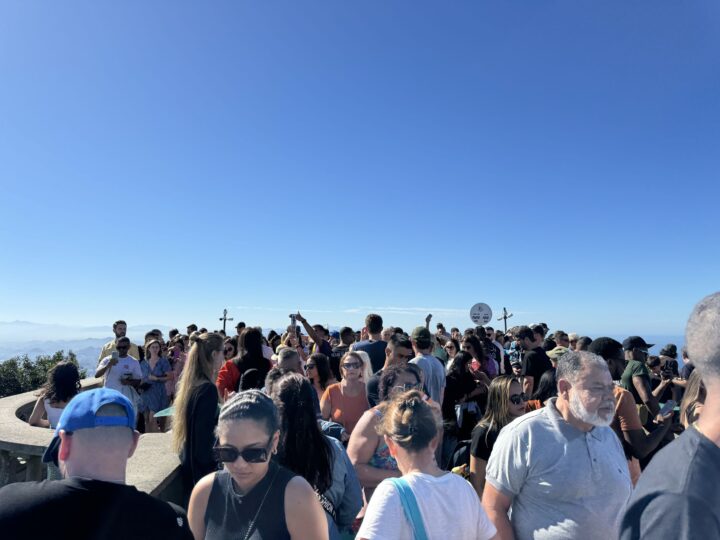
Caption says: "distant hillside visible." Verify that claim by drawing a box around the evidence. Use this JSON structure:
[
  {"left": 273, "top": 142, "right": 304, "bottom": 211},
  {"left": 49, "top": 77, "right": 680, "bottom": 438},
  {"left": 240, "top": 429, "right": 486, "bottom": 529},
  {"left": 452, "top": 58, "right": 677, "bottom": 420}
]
[{"left": 0, "top": 339, "right": 107, "bottom": 373}]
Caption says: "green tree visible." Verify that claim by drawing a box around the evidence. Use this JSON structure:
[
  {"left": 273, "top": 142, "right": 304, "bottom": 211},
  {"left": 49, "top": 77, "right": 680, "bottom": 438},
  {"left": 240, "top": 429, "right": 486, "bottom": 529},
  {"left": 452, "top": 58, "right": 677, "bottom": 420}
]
[{"left": 0, "top": 351, "right": 87, "bottom": 398}]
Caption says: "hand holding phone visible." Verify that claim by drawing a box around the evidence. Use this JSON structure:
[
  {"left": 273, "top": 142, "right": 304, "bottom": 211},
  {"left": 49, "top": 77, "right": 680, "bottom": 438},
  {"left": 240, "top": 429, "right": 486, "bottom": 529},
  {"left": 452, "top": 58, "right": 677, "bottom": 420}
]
[
  {"left": 110, "top": 351, "right": 119, "bottom": 365},
  {"left": 659, "top": 400, "right": 676, "bottom": 418}
]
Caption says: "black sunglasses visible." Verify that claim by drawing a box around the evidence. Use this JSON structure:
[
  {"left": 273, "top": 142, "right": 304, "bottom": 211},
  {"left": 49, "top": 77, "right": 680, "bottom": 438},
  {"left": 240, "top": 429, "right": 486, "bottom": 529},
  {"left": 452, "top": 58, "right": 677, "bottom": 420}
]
[
  {"left": 304, "top": 364, "right": 316, "bottom": 370},
  {"left": 212, "top": 441, "right": 272, "bottom": 464},
  {"left": 223, "top": 348, "right": 233, "bottom": 354},
  {"left": 509, "top": 392, "right": 529, "bottom": 405},
  {"left": 342, "top": 362, "right": 361, "bottom": 370}
]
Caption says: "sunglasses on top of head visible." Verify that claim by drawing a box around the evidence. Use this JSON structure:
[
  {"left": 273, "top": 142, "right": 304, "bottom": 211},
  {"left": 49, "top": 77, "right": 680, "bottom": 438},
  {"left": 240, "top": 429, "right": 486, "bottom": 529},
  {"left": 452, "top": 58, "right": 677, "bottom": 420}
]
[{"left": 212, "top": 441, "right": 272, "bottom": 464}]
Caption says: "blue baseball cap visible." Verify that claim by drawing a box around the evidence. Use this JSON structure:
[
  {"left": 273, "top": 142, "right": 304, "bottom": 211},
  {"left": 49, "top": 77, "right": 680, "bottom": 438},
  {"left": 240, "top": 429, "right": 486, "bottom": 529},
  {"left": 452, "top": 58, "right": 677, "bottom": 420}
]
[{"left": 42, "top": 388, "right": 136, "bottom": 466}]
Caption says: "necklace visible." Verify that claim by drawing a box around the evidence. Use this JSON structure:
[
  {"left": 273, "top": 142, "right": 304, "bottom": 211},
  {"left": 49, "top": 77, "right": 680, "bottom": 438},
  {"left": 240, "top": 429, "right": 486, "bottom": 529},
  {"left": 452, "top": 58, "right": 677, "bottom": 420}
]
[{"left": 241, "top": 466, "right": 280, "bottom": 540}]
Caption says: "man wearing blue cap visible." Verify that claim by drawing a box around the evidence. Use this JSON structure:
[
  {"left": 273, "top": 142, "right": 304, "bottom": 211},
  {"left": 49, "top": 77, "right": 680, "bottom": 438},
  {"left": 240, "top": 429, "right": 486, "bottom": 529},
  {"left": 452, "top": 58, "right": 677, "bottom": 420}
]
[{"left": 0, "top": 388, "right": 192, "bottom": 539}]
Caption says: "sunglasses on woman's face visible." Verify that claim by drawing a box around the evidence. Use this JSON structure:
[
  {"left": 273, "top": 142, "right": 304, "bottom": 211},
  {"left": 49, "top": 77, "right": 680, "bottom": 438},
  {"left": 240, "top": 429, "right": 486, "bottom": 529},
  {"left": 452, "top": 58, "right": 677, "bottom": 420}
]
[
  {"left": 342, "top": 362, "right": 361, "bottom": 370},
  {"left": 509, "top": 392, "right": 529, "bottom": 405},
  {"left": 304, "top": 364, "right": 316, "bottom": 371},
  {"left": 212, "top": 441, "right": 272, "bottom": 464},
  {"left": 223, "top": 348, "right": 233, "bottom": 354},
  {"left": 445, "top": 345, "right": 456, "bottom": 351}
]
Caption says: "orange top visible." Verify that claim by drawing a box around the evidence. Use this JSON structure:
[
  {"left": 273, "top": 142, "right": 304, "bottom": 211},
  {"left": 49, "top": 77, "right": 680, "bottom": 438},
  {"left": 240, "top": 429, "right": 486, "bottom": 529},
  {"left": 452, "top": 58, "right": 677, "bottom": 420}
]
[{"left": 321, "top": 382, "right": 369, "bottom": 434}]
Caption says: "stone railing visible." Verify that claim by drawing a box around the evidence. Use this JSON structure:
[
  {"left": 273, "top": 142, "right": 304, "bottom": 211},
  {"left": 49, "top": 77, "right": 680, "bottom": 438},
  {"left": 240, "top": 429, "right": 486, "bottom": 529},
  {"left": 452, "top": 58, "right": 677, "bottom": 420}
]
[{"left": 0, "top": 378, "right": 183, "bottom": 505}]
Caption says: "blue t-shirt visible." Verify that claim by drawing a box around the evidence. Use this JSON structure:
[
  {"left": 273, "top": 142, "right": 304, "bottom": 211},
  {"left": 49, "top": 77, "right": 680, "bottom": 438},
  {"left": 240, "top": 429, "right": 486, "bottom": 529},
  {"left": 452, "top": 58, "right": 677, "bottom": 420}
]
[{"left": 352, "top": 340, "right": 387, "bottom": 373}]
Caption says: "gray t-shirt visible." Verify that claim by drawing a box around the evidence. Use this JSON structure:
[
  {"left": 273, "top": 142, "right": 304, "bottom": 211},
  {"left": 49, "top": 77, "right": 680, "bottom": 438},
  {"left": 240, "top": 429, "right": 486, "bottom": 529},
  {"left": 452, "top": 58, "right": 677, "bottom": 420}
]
[
  {"left": 485, "top": 398, "right": 632, "bottom": 540},
  {"left": 409, "top": 353, "right": 446, "bottom": 404},
  {"left": 620, "top": 425, "right": 720, "bottom": 539}
]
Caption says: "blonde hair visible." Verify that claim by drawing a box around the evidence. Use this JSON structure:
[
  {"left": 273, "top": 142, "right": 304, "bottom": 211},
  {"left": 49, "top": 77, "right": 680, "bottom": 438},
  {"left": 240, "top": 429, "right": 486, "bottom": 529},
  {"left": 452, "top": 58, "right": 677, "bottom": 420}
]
[
  {"left": 477, "top": 376, "right": 521, "bottom": 445},
  {"left": 376, "top": 390, "right": 441, "bottom": 452},
  {"left": 351, "top": 351, "right": 373, "bottom": 382},
  {"left": 172, "top": 332, "right": 224, "bottom": 453},
  {"left": 680, "top": 370, "right": 706, "bottom": 428}
]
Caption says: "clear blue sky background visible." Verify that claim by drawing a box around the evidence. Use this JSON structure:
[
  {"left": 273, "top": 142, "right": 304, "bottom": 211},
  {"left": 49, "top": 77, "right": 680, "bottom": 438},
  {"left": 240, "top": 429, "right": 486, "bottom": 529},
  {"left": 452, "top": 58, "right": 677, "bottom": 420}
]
[{"left": 1, "top": 1, "right": 718, "bottom": 336}]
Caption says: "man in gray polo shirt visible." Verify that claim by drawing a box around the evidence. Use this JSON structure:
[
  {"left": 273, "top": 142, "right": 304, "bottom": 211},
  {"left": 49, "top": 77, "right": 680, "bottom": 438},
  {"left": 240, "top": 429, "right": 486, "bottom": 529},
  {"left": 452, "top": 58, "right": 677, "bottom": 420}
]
[{"left": 483, "top": 351, "right": 632, "bottom": 540}]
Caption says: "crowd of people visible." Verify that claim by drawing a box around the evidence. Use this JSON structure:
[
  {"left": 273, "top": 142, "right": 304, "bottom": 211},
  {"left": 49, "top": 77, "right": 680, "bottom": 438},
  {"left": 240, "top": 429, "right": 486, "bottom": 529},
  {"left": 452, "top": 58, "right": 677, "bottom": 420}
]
[{"left": 1, "top": 294, "right": 719, "bottom": 539}]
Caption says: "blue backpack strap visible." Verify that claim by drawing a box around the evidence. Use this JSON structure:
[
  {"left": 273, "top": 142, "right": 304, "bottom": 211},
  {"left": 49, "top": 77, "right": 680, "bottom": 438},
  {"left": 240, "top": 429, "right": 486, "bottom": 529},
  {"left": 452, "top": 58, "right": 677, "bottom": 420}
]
[{"left": 387, "top": 477, "right": 429, "bottom": 540}]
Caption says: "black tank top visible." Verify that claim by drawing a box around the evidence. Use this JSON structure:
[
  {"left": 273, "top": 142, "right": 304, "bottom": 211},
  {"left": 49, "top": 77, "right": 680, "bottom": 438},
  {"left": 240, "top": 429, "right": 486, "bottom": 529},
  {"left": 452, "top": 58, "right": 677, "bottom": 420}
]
[{"left": 204, "top": 462, "right": 296, "bottom": 540}]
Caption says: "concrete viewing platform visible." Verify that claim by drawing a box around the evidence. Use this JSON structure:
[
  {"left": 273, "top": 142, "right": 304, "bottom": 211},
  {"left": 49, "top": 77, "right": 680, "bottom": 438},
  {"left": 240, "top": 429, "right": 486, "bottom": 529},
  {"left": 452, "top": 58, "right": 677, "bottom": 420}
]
[{"left": 0, "top": 378, "right": 183, "bottom": 505}]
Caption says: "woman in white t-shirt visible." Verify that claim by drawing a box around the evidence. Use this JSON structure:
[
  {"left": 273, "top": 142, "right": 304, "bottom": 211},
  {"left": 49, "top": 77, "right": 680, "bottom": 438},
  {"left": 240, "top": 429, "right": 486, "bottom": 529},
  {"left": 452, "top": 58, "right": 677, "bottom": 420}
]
[{"left": 357, "top": 389, "right": 497, "bottom": 540}]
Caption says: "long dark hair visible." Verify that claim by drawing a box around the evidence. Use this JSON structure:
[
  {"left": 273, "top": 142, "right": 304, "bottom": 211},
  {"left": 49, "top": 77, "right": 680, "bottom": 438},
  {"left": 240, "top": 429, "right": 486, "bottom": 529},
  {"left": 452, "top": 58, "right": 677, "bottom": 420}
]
[
  {"left": 462, "top": 334, "right": 487, "bottom": 369},
  {"left": 269, "top": 373, "right": 333, "bottom": 493},
  {"left": 448, "top": 351, "right": 473, "bottom": 377},
  {"left": 309, "top": 353, "right": 333, "bottom": 390},
  {"left": 531, "top": 368, "right": 557, "bottom": 402},
  {"left": 235, "top": 328, "right": 268, "bottom": 379},
  {"left": 40, "top": 361, "right": 81, "bottom": 403}
]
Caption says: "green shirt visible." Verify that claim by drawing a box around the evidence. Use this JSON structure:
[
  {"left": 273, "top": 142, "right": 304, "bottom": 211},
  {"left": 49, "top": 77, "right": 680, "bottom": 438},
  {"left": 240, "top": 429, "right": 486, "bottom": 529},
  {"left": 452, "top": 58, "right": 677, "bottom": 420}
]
[{"left": 620, "top": 360, "right": 651, "bottom": 404}]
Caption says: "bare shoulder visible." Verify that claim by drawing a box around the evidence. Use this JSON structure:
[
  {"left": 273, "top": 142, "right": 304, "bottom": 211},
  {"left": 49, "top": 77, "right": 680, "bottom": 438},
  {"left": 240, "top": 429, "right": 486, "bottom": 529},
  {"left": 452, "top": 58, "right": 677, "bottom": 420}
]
[
  {"left": 189, "top": 472, "right": 216, "bottom": 507},
  {"left": 285, "top": 475, "right": 315, "bottom": 501}
]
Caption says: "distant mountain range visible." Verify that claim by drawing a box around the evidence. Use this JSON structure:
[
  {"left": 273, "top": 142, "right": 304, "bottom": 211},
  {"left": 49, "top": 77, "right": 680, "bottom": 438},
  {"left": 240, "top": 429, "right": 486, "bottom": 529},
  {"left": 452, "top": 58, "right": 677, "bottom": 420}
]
[
  {"left": 0, "top": 320, "right": 172, "bottom": 342},
  {"left": 0, "top": 321, "right": 173, "bottom": 373},
  {"left": 0, "top": 321, "right": 687, "bottom": 373}
]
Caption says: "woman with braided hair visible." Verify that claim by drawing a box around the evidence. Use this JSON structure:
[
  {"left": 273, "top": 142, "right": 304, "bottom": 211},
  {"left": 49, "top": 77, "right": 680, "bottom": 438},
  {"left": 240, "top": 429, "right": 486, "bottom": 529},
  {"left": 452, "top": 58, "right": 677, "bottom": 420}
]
[
  {"left": 188, "top": 390, "right": 328, "bottom": 540},
  {"left": 357, "top": 390, "right": 496, "bottom": 540}
]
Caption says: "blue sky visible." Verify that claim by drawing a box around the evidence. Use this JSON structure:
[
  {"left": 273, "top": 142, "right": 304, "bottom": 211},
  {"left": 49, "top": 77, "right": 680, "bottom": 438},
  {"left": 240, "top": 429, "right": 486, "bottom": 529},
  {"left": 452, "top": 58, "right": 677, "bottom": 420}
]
[{"left": 1, "top": 1, "right": 718, "bottom": 337}]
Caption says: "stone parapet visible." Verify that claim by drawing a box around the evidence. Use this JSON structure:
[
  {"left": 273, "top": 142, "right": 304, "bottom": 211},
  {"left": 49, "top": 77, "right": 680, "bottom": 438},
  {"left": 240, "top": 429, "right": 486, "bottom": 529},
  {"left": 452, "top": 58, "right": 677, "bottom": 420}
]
[{"left": 0, "top": 378, "right": 182, "bottom": 505}]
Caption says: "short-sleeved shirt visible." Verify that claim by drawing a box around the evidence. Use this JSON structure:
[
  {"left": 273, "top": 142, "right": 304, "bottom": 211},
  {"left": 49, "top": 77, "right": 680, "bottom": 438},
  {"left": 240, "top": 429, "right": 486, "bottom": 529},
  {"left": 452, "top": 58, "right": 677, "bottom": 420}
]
[
  {"left": 409, "top": 354, "right": 446, "bottom": 404},
  {"left": 97, "top": 354, "right": 143, "bottom": 393},
  {"left": 321, "top": 383, "right": 369, "bottom": 434},
  {"left": 98, "top": 339, "right": 140, "bottom": 364},
  {"left": 0, "top": 477, "right": 193, "bottom": 540},
  {"left": 352, "top": 340, "right": 388, "bottom": 373},
  {"left": 357, "top": 472, "right": 496, "bottom": 540},
  {"left": 522, "top": 347, "right": 552, "bottom": 387},
  {"left": 620, "top": 426, "right": 720, "bottom": 539},
  {"left": 470, "top": 424, "right": 500, "bottom": 462},
  {"left": 485, "top": 398, "right": 632, "bottom": 540},
  {"left": 620, "top": 360, "right": 651, "bottom": 404},
  {"left": 680, "top": 363, "right": 695, "bottom": 379}
]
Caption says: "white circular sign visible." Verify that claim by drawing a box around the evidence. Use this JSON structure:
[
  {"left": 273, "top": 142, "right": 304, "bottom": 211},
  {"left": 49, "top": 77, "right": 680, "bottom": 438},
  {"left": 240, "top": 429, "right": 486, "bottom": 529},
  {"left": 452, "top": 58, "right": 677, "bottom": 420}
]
[{"left": 470, "top": 303, "right": 493, "bottom": 325}]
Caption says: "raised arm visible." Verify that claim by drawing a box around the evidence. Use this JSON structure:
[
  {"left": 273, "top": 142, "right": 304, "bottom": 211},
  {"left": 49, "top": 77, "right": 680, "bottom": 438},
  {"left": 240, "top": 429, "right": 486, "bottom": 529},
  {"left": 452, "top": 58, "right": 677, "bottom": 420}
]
[
  {"left": 95, "top": 357, "right": 113, "bottom": 378},
  {"left": 28, "top": 396, "right": 49, "bottom": 428},
  {"left": 295, "top": 312, "right": 321, "bottom": 347}
]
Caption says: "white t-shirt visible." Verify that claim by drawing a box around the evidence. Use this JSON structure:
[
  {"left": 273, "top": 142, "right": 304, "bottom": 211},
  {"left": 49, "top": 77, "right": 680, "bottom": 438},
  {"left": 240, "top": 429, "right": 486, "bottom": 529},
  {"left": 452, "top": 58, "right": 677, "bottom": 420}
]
[
  {"left": 98, "top": 355, "right": 143, "bottom": 393},
  {"left": 358, "top": 472, "right": 496, "bottom": 540}
]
